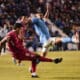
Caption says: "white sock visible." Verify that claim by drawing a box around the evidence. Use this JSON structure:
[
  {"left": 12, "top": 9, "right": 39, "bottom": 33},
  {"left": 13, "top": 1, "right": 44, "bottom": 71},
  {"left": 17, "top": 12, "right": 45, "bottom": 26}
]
[{"left": 32, "top": 72, "right": 37, "bottom": 76}]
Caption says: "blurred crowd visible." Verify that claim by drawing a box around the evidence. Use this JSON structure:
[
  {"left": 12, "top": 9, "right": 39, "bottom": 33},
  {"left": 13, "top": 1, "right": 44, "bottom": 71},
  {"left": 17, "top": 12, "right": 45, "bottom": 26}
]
[
  {"left": 0, "top": 0, "right": 80, "bottom": 53},
  {"left": 0, "top": 0, "right": 80, "bottom": 32}
]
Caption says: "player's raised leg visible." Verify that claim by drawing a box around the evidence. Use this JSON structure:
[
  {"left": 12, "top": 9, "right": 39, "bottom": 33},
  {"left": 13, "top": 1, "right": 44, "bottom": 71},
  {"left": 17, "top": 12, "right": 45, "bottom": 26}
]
[
  {"left": 24, "top": 52, "right": 63, "bottom": 78},
  {"left": 19, "top": 50, "right": 63, "bottom": 78}
]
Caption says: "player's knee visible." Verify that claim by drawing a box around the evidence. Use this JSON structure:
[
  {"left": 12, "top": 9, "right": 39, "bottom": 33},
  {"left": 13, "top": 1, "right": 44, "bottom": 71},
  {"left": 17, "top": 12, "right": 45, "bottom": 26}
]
[
  {"left": 35, "top": 54, "right": 40, "bottom": 58},
  {"left": 49, "top": 37, "right": 56, "bottom": 43},
  {"left": 42, "top": 47, "right": 47, "bottom": 53},
  {"left": 43, "top": 40, "right": 51, "bottom": 48}
]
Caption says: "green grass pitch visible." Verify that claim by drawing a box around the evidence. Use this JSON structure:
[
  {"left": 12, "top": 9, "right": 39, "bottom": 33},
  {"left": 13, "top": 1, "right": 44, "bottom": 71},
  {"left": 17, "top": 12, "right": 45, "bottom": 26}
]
[{"left": 0, "top": 51, "right": 80, "bottom": 80}]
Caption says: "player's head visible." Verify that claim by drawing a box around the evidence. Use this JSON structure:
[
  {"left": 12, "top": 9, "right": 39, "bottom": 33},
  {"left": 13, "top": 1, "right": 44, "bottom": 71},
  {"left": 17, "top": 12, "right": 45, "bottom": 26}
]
[
  {"left": 36, "top": 13, "right": 43, "bottom": 19},
  {"left": 14, "top": 23, "right": 23, "bottom": 31},
  {"left": 22, "top": 16, "right": 29, "bottom": 24}
]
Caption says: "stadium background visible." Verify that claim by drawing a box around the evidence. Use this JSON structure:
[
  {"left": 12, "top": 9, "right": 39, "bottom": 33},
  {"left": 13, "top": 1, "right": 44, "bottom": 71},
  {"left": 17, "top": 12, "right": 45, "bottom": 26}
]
[{"left": 0, "top": 0, "right": 80, "bottom": 51}]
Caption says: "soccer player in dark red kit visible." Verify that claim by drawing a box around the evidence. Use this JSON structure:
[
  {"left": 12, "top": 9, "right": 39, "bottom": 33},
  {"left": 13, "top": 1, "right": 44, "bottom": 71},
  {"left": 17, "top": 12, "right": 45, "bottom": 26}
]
[{"left": 0, "top": 23, "right": 62, "bottom": 78}]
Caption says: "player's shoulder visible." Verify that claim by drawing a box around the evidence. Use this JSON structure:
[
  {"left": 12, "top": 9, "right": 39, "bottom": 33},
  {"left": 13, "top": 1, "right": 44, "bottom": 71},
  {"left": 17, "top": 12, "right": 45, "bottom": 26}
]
[{"left": 7, "top": 30, "right": 15, "bottom": 36}]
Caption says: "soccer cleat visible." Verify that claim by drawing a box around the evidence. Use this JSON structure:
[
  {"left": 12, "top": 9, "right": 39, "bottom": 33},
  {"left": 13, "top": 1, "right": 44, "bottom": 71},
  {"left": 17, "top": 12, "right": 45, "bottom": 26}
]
[
  {"left": 53, "top": 58, "right": 63, "bottom": 64},
  {"left": 12, "top": 57, "right": 17, "bottom": 64},
  {"left": 31, "top": 72, "right": 39, "bottom": 78},
  {"left": 17, "top": 63, "right": 23, "bottom": 66},
  {"left": 31, "top": 75, "right": 39, "bottom": 78}
]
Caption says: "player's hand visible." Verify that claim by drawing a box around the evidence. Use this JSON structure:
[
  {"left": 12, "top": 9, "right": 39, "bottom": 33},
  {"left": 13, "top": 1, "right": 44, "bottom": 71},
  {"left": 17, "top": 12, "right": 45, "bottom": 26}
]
[{"left": 46, "top": 2, "right": 50, "bottom": 10}]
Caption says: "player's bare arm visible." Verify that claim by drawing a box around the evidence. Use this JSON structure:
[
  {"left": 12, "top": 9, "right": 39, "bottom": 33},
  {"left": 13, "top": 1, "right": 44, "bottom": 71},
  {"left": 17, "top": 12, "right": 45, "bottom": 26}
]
[{"left": 0, "top": 36, "right": 10, "bottom": 46}]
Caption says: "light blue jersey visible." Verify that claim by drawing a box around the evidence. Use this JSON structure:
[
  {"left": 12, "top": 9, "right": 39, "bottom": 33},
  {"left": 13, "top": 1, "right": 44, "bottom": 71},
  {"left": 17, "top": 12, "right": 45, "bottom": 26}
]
[
  {"left": 33, "top": 25, "right": 48, "bottom": 44},
  {"left": 32, "top": 17, "right": 50, "bottom": 44},
  {"left": 31, "top": 17, "right": 76, "bottom": 44}
]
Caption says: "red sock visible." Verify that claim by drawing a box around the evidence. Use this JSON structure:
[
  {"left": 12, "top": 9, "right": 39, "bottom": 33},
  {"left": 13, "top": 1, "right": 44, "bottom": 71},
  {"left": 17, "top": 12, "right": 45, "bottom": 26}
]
[
  {"left": 39, "top": 56, "right": 53, "bottom": 62},
  {"left": 31, "top": 61, "right": 37, "bottom": 72}
]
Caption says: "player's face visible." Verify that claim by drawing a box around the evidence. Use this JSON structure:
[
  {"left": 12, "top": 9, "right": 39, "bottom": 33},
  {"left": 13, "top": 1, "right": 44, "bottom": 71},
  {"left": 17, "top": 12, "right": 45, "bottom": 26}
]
[
  {"left": 23, "top": 17, "right": 30, "bottom": 24},
  {"left": 36, "top": 13, "right": 43, "bottom": 19},
  {"left": 40, "top": 13, "right": 43, "bottom": 18},
  {"left": 16, "top": 27, "right": 22, "bottom": 34}
]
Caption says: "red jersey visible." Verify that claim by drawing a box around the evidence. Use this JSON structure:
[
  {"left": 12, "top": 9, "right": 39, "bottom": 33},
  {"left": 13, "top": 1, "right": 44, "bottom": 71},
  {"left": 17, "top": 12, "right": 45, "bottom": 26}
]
[
  {"left": 7, "top": 30, "right": 35, "bottom": 61},
  {"left": 7, "top": 30, "right": 27, "bottom": 59}
]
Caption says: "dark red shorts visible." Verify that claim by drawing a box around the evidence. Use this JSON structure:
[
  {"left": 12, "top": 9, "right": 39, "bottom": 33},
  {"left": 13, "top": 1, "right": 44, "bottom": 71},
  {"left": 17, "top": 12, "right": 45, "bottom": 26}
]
[{"left": 11, "top": 49, "right": 36, "bottom": 61}]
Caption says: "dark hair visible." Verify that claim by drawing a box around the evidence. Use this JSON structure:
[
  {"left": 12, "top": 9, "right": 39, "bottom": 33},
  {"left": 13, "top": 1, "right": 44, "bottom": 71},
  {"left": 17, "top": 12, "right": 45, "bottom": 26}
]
[{"left": 14, "top": 23, "right": 23, "bottom": 29}]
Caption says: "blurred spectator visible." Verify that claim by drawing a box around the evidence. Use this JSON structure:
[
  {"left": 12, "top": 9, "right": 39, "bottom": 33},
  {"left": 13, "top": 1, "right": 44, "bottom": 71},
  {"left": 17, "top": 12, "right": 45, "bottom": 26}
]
[{"left": 0, "top": 24, "right": 8, "bottom": 54}]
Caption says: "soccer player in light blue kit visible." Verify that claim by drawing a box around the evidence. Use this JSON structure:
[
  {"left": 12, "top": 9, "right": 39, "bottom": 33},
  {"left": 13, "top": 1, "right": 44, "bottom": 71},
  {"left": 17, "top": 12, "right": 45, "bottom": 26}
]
[
  {"left": 32, "top": 18, "right": 50, "bottom": 44},
  {"left": 28, "top": 15, "right": 79, "bottom": 57},
  {"left": 27, "top": 2, "right": 79, "bottom": 56}
]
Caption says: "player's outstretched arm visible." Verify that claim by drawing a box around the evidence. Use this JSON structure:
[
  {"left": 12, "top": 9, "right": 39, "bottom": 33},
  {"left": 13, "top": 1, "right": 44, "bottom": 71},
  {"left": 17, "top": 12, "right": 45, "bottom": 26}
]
[{"left": 0, "top": 36, "right": 10, "bottom": 46}]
